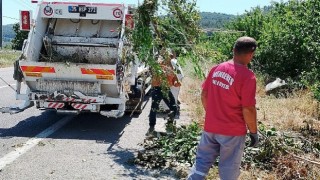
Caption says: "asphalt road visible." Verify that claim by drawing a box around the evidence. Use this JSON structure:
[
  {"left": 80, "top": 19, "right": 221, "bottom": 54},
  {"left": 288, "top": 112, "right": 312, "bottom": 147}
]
[{"left": 0, "top": 67, "right": 186, "bottom": 180}]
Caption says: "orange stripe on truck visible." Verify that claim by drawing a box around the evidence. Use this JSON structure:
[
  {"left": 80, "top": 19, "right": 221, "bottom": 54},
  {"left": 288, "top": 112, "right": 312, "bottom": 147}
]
[
  {"left": 21, "top": 66, "right": 55, "bottom": 73},
  {"left": 25, "top": 72, "right": 42, "bottom": 77},
  {"left": 81, "top": 68, "right": 115, "bottom": 75}
]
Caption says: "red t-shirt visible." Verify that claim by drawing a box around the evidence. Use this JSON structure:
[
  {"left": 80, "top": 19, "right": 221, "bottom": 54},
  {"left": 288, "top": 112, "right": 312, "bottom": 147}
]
[{"left": 202, "top": 60, "right": 256, "bottom": 136}]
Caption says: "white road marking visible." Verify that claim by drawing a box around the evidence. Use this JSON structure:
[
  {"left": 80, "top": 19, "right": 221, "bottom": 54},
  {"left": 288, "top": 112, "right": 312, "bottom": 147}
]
[
  {"left": 0, "top": 115, "right": 75, "bottom": 170},
  {"left": 0, "top": 84, "right": 16, "bottom": 89}
]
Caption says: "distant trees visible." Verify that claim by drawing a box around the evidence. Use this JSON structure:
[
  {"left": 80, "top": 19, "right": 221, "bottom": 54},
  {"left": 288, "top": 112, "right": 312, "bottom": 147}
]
[
  {"left": 2, "top": 24, "right": 16, "bottom": 42},
  {"left": 200, "top": 12, "right": 235, "bottom": 29}
]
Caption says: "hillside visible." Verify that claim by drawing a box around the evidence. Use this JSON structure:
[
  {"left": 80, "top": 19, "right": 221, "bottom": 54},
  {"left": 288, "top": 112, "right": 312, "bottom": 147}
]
[
  {"left": 2, "top": 24, "right": 15, "bottom": 42},
  {"left": 200, "top": 12, "right": 236, "bottom": 29}
]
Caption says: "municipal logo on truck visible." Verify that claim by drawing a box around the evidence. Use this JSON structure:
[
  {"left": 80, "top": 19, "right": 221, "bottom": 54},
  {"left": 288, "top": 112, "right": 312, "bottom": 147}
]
[{"left": 44, "top": 6, "right": 53, "bottom": 16}]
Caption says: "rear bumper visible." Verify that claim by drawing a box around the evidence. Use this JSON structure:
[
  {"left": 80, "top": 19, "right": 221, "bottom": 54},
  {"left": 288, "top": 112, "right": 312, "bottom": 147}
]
[
  {"left": 33, "top": 90, "right": 127, "bottom": 118},
  {"left": 30, "top": 91, "right": 124, "bottom": 104}
]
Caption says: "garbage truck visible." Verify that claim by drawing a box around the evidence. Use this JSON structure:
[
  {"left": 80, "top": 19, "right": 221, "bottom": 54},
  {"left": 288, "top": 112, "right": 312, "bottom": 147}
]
[{"left": 0, "top": 1, "right": 151, "bottom": 118}]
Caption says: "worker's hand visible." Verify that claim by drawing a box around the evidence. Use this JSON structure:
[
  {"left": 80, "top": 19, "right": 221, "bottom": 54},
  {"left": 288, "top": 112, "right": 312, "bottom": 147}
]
[{"left": 249, "top": 133, "right": 259, "bottom": 147}]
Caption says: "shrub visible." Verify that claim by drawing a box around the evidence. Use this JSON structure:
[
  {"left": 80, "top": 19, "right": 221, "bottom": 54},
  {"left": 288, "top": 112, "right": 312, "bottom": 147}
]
[{"left": 228, "top": 0, "right": 320, "bottom": 99}]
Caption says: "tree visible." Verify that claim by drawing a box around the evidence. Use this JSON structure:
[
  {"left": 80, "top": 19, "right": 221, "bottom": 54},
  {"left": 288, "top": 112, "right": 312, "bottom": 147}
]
[
  {"left": 129, "top": 0, "right": 202, "bottom": 79},
  {"left": 11, "top": 23, "right": 29, "bottom": 50},
  {"left": 228, "top": 0, "right": 320, "bottom": 100},
  {"left": 200, "top": 12, "right": 236, "bottom": 29}
]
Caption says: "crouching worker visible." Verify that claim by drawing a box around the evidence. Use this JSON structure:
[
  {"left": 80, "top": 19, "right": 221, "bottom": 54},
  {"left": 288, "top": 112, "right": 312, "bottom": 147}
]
[
  {"left": 147, "top": 56, "right": 181, "bottom": 136},
  {"left": 187, "top": 37, "right": 259, "bottom": 180}
]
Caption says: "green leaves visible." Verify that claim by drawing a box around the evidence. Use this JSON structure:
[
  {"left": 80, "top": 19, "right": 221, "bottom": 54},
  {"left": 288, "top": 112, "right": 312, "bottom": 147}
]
[
  {"left": 129, "top": 0, "right": 201, "bottom": 85},
  {"left": 301, "top": 68, "right": 320, "bottom": 101},
  {"left": 131, "top": 0, "right": 200, "bottom": 61},
  {"left": 244, "top": 121, "right": 320, "bottom": 172},
  {"left": 229, "top": 0, "right": 320, "bottom": 97},
  {"left": 135, "top": 121, "right": 201, "bottom": 169}
]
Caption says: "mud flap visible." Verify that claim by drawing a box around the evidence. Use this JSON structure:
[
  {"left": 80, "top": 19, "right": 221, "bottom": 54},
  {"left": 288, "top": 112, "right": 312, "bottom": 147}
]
[{"left": 13, "top": 60, "right": 23, "bottom": 82}]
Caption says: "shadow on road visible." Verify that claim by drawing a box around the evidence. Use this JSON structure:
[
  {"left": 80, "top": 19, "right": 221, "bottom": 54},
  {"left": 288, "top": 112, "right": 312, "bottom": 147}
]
[
  {"left": 0, "top": 111, "right": 135, "bottom": 142},
  {"left": 107, "top": 147, "right": 177, "bottom": 179},
  {"left": 0, "top": 95, "right": 178, "bottom": 179},
  {"left": 0, "top": 96, "right": 151, "bottom": 142},
  {"left": 52, "top": 112, "right": 134, "bottom": 148},
  {"left": 0, "top": 110, "right": 65, "bottom": 139}
]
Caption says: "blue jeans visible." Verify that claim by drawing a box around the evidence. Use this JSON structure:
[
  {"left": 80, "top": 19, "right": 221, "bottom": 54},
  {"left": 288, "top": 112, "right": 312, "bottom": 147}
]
[
  {"left": 188, "top": 131, "right": 246, "bottom": 180},
  {"left": 149, "top": 87, "right": 177, "bottom": 127}
]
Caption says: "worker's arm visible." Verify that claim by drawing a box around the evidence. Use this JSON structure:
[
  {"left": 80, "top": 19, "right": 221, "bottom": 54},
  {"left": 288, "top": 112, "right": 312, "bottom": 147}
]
[
  {"left": 201, "top": 89, "right": 208, "bottom": 110},
  {"left": 242, "top": 106, "right": 257, "bottom": 133}
]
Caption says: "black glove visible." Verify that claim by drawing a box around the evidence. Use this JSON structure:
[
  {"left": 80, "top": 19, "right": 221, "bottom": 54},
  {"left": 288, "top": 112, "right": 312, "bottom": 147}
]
[{"left": 249, "top": 133, "right": 259, "bottom": 147}]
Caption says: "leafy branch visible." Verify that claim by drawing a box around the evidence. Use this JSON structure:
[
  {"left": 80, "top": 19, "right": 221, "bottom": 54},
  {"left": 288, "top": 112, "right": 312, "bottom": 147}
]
[{"left": 128, "top": 0, "right": 201, "bottom": 83}]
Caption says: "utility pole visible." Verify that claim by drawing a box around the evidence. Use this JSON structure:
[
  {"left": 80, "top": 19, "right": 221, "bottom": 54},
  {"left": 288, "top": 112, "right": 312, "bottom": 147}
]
[{"left": 0, "top": 0, "right": 2, "bottom": 48}]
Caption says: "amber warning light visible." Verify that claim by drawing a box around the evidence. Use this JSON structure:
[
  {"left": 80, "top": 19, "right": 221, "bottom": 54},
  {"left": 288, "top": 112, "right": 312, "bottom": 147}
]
[{"left": 20, "top": 11, "right": 32, "bottom": 31}]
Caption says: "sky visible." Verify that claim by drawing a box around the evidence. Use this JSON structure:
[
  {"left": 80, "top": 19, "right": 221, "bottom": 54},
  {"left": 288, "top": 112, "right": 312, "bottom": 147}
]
[{"left": 2, "top": 0, "right": 285, "bottom": 25}]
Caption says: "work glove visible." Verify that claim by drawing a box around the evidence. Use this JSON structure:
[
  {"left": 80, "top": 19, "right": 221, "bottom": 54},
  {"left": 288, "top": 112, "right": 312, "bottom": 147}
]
[{"left": 249, "top": 133, "right": 259, "bottom": 147}]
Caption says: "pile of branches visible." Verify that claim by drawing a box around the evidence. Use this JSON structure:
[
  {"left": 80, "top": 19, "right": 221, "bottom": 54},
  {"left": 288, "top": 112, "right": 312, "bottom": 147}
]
[
  {"left": 135, "top": 120, "right": 320, "bottom": 179},
  {"left": 134, "top": 122, "right": 201, "bottom": 174},
  {"left": 243, "top": 121, "right": 320, "bottom": 179}
]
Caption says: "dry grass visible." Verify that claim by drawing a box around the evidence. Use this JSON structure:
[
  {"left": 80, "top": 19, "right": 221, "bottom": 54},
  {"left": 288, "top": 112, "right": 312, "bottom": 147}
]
[
  {"left": 181, "top": 65, "right": 320, "bottom": 131},
  {"left": 0, "top": 50, "right": 20, "bottom": 67},
  {"left": 239, "top": 169, "right": 277, "bottom": 180},
  {"left": 257, "top": 91, "right": 320, "bottom": 131},
  {"left": 179, "top": 76, "right": 204, "bottom": 124},
  {"left": 179, "top": 59, "right": 214, "bottom": 125}
]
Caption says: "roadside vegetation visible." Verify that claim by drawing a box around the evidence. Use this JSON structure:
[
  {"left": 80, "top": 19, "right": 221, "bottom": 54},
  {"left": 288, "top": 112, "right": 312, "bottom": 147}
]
[
  {"left": 0, "top": 50, "right": 20, "bottom": 68},
  {"left": 135, "top": 0, "right": 320, "bottom": 179},
  {"left": 0, "top": 23, "right": 27, "bottom": 68}
]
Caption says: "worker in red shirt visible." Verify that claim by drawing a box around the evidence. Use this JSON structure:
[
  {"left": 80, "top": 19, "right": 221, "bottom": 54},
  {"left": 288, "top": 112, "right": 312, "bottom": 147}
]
[{"left": 188, "top": 37, "right": 258, "bottom": 180}]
